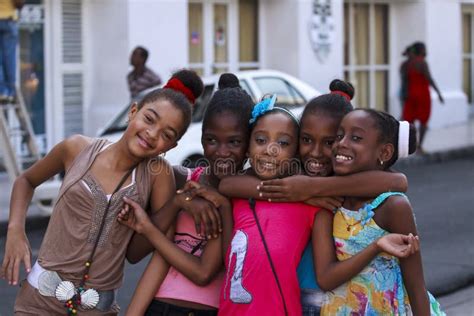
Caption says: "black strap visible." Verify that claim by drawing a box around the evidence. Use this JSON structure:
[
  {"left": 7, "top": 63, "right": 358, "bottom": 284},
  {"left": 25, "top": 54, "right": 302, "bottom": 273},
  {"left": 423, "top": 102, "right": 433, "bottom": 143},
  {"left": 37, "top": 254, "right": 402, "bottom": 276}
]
[
  {"left": 248, "top": 198, "right": 288, "bottom": 316},
  {"left": 79, "top": 168, "right": 134, "bottom": 287}
]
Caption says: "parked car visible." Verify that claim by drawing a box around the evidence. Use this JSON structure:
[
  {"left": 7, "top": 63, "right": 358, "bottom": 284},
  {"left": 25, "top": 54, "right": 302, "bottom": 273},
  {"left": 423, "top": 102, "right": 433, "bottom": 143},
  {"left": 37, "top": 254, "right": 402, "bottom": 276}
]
[
  {"left": 99, "top": 69, "right": 320, "bottom": 166},
  {"left": 33, "top": 69, "right": 320, "bottom": 214}
]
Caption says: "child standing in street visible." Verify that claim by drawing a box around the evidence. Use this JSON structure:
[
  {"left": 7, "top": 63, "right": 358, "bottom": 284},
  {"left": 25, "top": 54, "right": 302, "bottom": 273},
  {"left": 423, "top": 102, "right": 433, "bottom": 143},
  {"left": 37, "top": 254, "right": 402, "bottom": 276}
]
[
  {"left": 317, "top": 109, "right": 445, "bottom": 315},
  {"left": 119, "top": 73, "right": 254, "bottom": 316},
  {"left": 1, "top": 70, "right": 203, "bottom": 315}
]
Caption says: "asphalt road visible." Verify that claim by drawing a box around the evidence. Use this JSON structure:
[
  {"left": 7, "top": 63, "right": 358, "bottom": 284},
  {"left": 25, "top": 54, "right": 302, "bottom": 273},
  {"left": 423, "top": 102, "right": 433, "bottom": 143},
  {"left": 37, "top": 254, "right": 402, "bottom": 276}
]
[{"left": 0, "top": 157, "right": 473, "bottom": 315}]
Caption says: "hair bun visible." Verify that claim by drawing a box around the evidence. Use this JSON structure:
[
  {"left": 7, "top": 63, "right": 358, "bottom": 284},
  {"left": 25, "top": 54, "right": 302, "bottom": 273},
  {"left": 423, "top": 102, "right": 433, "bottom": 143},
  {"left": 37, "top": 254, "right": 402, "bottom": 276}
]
[
  {"left": 329, "top": 79, "right": 355, "bottom": 100},
  {"left": 218, "top": 73, "right": 240, "bottom": 90},
  {"left": 166, "top": 69, "right": 204, "bottom": 104}
]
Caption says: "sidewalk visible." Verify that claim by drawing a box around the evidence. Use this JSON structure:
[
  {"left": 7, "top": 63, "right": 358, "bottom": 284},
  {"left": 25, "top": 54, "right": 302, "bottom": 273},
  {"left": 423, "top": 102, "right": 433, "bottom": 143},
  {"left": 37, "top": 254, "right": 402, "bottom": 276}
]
[{"left": 437, "top": 284, "right": 474, "bottom": 315}]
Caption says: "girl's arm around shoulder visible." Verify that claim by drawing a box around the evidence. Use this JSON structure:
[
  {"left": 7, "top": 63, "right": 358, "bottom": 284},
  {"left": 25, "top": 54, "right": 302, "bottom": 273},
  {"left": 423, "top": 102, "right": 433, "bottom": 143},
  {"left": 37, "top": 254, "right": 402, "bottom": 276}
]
[
  {"left": 378, "top": 196, "right": 431, "bottom": 316},
  {"left": 258, "top": 171, "right": 407, "bottom": 201},
  {"left": 310, "top": 171, "right": 407, "bottom": 197},
  {"left": 218, "top": 171, "right": 262, "bottom": 199}
]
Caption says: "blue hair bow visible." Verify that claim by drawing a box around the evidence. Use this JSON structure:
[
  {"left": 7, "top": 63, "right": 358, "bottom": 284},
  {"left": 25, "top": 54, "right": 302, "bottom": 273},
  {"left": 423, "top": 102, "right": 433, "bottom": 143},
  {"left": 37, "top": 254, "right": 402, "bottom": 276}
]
[{"left": 249, "top": 94, "right": 277, "bottom": 124}]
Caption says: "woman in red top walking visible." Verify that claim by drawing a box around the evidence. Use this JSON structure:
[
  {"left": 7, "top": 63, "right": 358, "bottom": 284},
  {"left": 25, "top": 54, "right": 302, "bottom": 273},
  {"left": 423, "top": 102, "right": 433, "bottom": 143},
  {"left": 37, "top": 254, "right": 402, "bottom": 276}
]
[{"left": 402, "top": 42, "right": 444, "bottom": 154}]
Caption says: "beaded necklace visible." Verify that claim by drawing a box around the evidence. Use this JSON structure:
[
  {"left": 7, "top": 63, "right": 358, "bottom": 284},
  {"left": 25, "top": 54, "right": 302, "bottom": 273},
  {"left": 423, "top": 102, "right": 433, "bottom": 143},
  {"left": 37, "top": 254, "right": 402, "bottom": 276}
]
[{"left": 59, "top": 168, "right": 134, "bottom": 315}]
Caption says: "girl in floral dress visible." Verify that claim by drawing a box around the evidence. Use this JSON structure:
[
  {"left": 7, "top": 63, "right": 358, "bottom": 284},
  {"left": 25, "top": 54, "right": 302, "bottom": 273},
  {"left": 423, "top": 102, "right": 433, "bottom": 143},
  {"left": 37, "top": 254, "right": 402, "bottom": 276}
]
[{"left": 316, "top": 109, "right": 445, "bottom": 315}]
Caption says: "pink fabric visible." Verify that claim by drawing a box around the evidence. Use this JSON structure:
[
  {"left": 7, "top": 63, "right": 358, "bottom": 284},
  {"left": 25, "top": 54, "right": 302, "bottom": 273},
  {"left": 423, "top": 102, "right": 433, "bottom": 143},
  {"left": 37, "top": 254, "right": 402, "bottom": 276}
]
[
  {"left": 155, "top": 167, "right": 224, "bottom": 308},
  {"left": 219, "top": 199, "right": 320, "bottom": 316}
]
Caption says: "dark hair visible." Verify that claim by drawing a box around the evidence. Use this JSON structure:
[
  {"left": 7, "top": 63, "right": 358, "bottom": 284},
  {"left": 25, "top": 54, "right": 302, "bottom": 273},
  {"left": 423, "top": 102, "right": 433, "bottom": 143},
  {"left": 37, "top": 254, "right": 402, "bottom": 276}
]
[
  {"left": 136, "top": 46, "right": 149, "bottom": 62},
  {"left": 356, "top": 108, "right": 417, "bottom": 168},
  {"left": 202, "top": 73, "right": 253, "bottom": 133},
  {"left": 412, "top": 42, "right": 426, "bottom": 56},
  {"left": 301, "top": 79, "right": 354, "bottom": 122},
  {"left": 218, "top": 73, "right": 241, "bottom": 90},
  {"left": 138, "top": 69, "right": 203, "bottom": 138}
]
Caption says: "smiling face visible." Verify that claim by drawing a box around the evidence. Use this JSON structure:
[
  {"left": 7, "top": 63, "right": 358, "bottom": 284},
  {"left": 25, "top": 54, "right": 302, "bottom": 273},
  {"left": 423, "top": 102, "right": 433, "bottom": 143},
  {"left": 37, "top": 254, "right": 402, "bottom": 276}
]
[
  {"left": 248, "top": 111, "right": 298, "bottom": 180},
  {"left": 124, "top": 99, "right": 185, "bottom": 158},
  {"left": 299, "top": 113, "right": 340, "bottom": 177},
  {"left": 332, "top": 110, "right": 385, "bottom": 176},
  {"left": 202, "top": 111, "right": 249, "bottom": 179}
]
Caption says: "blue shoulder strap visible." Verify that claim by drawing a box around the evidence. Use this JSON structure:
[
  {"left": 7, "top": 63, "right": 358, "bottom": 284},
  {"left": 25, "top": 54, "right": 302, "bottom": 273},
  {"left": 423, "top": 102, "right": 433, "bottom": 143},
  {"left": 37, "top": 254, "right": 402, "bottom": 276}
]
[{"left": 369, "top": 192, "right": 407, "bottom": 210}]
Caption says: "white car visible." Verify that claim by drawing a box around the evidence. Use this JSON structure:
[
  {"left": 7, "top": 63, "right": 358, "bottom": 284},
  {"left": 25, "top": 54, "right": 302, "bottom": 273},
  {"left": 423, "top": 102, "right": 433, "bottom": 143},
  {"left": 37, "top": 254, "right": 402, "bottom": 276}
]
[
  {"left": 33, "top": 70, "right": 320, "bottom": 213},
  {"left": 99, "top": 69, "right": 320, "bottom": 166}
]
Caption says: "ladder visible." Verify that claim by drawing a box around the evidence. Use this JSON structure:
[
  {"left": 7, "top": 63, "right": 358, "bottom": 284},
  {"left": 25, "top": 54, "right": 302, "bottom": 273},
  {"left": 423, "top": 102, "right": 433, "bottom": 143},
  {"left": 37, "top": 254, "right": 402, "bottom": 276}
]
[{"left": 0, "top": 87, "right": 41, "bottom": 182}]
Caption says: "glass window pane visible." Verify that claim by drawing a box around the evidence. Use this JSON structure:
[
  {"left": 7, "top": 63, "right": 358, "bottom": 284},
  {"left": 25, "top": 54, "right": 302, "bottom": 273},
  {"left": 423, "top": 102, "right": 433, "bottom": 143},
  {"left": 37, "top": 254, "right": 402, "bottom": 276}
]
[
  {"left": 239, "top": 79, "right": 256, "bottom": 101},
  {"left": 190, "top": 67, "right": 204, "bottom": 77},
  {"left": 254, "top": 77, "right": 297, "bottom": 106},
  {"left": 353, "top": 3, "right": 369, "bottom": 65},
  {"left": 192, "top": 84, "right": 215, "bottom": 123},
  {"left": 188, "top": 3, "right": 203, "bottom": 64},
  {"left": 463, "top": 59, "right": 472, "bottom": 104},
  {"left": 354, "top": 71, "right": 369, "bottom": 108},
  {"left": 214, "top": 4, "right": 228, "bottom": 64},
  {"left": 344, "top": 3, "right": 349, "bottom": 65},
  {"left": 375, "top": 4, "right": 388, "bottom": 64},
  {"left": 212, "top": 67, "right": 228, "bottom": 74},
  {"left": 239, "top": 0, "right": 258, "bottom": 62},
  {"left": 463, "top": 13, "right": 472, "bottom": 54},
  {"left": 375, "top": 71, "right": 388, "bottom": 111}
]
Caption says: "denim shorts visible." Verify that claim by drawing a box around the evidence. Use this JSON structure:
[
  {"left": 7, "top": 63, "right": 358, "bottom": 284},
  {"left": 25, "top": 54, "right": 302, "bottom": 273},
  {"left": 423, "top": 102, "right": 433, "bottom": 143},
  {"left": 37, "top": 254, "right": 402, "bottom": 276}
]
[
  {"left": 145, "top": 300, "right": 218, "bottom": 316},
  {"left": 301, "top": 288, "right": 324, "bottom": 316}
]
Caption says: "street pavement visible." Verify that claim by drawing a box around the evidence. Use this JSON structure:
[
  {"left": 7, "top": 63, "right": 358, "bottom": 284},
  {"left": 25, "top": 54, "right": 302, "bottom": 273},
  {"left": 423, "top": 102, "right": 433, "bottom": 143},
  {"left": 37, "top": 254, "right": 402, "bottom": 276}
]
[{"left": 0, "top": 155, "right": 473, "bottom": 314}]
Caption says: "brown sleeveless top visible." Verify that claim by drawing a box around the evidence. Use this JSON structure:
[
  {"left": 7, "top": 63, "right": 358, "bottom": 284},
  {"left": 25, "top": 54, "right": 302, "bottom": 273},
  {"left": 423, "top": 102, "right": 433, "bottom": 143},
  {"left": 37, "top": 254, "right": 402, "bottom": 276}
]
[{"left": 38, "top": 139, "right": 152, "bottom": 290}]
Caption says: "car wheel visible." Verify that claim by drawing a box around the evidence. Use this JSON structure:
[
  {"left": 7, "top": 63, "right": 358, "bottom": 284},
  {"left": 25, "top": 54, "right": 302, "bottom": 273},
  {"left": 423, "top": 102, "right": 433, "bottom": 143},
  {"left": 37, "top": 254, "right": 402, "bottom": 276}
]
[{"left": 182, "top": 154, "right": 208, "bottom": 168}]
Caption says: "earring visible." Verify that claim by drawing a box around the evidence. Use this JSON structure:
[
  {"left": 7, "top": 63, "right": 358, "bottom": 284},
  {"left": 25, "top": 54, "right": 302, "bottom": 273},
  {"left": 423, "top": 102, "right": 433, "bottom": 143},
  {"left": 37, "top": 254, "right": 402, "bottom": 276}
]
[
  {"left": 379, "top": 159, "right": 384, "bottom": 166},
  {"left": 159, "top": 152, "right": 166, "bottom": 158}
]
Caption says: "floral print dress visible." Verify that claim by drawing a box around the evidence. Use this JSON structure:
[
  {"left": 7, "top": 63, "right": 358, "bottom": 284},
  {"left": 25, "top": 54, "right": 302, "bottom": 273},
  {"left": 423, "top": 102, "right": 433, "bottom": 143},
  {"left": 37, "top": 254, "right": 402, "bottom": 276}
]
[{"left": 321, "top": 192, "right": 445, "bottom": 316}]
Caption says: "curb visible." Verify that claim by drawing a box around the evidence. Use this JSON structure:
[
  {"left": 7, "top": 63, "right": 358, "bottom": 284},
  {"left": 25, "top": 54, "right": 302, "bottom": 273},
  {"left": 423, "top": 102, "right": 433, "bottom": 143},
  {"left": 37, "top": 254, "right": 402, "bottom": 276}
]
[{"left": 395, "top": 145, "right": 474, "bottom": 168}]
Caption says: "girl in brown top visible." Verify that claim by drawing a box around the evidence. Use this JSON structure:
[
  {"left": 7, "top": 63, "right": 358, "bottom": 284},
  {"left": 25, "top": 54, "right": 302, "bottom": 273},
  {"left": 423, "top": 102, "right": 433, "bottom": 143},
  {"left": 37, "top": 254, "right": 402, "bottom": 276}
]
[{"left": 1, "top": 70, "right": 206, "bottom": 315}]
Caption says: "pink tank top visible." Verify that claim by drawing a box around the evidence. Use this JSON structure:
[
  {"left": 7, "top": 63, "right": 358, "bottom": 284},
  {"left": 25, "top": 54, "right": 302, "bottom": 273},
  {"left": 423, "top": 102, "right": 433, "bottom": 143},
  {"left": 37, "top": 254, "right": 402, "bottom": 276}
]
[
  {"left": 155, "top": 167, "right": 224, "bottom": 308},
  {"left": 219, "top": 199, "right": 320, "bottom": 315}
]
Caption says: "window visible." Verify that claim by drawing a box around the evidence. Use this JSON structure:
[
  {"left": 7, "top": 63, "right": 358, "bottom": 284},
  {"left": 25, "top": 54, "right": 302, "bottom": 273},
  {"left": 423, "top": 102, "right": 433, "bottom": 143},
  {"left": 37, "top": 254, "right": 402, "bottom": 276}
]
[
  {"left": 188, "top": 2, "right": 204, "bottom": 76},
  {"left": 254, "top": 77, "right": 305, "bottom": 107},
  {"left": 239, "top": 0, "right": 259, "bottom": 70},
  {"left": 463, "top": 5, "right": 473, "bottom": 105},
  {"left": 188, "top": 1, "right": 259, "bottom": 75},
  {"left": 239, "top": 79, "right": 255, "bottom": 101},
  {"left": 344, "top": 2, "right": 389, "bottom": 111}
]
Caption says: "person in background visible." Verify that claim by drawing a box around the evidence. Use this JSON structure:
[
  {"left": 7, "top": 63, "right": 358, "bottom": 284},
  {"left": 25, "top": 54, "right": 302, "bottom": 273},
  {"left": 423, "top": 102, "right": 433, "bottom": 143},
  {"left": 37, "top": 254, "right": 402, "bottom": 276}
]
[
  {"left": 399, "top": 44, "right": 414, "bottom": 109},
  {"left": 0, "top": 0, "right": 24, "bottom": 103},
  {"left": 127, "top": 46, "right": 162, "bottom": 99},
  {"left": 402, "top": 41, "right": 444, "bottom": 154}
]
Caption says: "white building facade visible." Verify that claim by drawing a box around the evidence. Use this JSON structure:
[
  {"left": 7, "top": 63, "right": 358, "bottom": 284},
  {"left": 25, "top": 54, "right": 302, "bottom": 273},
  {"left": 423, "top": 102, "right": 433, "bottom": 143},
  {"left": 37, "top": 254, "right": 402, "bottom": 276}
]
[{"left": 17, "top": 0, "right": 473, "bottom": 150}]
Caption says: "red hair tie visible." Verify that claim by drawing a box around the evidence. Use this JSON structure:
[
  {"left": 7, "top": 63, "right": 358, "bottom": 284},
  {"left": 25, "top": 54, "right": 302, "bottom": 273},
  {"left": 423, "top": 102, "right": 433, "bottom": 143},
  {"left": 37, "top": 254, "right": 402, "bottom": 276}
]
[
  {"left": 164, "top": 78, "right": 196, "bottom": 104},
  {"left": 331, "top": 91, "right": 351, "bottom": 102}
]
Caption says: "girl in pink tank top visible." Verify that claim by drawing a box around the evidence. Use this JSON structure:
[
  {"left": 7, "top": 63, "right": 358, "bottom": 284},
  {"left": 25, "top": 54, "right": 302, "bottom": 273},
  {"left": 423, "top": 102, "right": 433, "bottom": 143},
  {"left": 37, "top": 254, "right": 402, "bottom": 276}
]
[
  {"left": 119, "top": 73, "right": 255, "bottom": 316},
  {"left": 4, "top": 70, "right": 204, "bottom": 315}
]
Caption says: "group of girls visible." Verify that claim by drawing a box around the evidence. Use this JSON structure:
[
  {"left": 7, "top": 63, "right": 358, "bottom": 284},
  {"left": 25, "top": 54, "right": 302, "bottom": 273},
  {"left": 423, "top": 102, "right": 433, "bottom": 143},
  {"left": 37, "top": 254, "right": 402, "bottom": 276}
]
[{"left": 1, "top": 68, "right": 445, "bottom": 315}]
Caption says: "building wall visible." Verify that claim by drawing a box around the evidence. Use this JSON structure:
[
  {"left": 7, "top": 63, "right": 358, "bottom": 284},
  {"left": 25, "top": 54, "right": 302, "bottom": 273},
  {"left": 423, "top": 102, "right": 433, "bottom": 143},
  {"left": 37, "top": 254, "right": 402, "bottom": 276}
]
[
  {"left": 84, "top": 0, "right": 188, "bottom": 136},
  {"left": 45, "top": 0, "right": 471, "bottom": 147},
  {"left": 425, "top": 0, "right": 469, "bottom": 128},
  {"left": 260, "top": 0, "right": 299, "bottom": 76}
]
